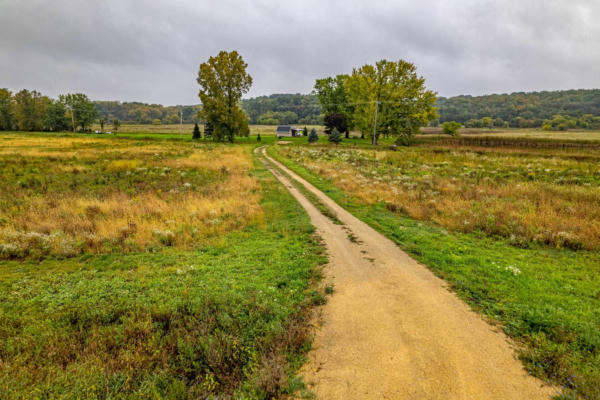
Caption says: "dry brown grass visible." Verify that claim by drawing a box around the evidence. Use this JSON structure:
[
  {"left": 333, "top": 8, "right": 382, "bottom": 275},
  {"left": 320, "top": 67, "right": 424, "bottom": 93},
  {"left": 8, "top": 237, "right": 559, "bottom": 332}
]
[
  {"left": 0, "top": 135, "right": 261, "bottom": 258},
  {"left": 280, "top": 146, "right": 600, "bottom": 250}
]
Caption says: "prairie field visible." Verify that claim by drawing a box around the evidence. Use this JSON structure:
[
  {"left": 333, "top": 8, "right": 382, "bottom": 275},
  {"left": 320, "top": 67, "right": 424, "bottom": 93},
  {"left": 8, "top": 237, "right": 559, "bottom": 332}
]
[
  {"left": 271, "top": 139, "right": 600, "bottom": 399},
  {"left": 277, "top": 144, "right": 600, "bottom": 250},
  {"left": 0, "top": 132, "right": 326, "bottom": 399},
  {"left": 0, "top": 135, "right": 261, "bottom": 259}
]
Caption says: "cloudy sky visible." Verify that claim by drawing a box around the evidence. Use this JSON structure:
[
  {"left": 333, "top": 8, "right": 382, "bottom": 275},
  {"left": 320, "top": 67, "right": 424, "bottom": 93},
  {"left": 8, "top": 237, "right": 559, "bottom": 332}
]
[{"left": 1, "top": 0, "right": 599, "bottom": 105}]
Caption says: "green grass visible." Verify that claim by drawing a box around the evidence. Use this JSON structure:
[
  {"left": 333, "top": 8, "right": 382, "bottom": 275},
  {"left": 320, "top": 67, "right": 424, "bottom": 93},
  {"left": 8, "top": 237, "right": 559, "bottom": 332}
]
[
  {"left": 0, "top": 133, "right": 327, "bottom": 399},
  {"left": 268, "top": 144, "right": 600, "bottom": 400}
]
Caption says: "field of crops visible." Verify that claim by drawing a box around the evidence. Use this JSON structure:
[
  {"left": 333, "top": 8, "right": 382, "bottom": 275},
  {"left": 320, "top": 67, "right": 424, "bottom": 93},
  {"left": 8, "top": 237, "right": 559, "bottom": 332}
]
[
  {"left": 0, "top": 133, "right": 326, "bottom": 399},
  {"left": 271, "top": 140, "right": 600, "bottom": 399}
]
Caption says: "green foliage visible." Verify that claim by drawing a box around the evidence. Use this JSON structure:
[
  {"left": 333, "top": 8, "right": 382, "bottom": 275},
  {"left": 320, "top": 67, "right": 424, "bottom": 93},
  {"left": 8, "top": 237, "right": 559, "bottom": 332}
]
[
  {"left": 314, "top": 75, "right": 353, "bottom": 130},
  {"left": 256, "top": 110, "right": 298, "bottom": 125},
  {"left": 241, "top": 93, "right": 321, "bottom": 125},
  {"left": 328, "top": 128, "right": 342, "bottom": 145},
  {"left": 204, "top": 121, "right": 213, "bottom": 139},
  {"left": 192, "top": 122, "right": 201, "bottom": 139},
  {"left": 256, "top": 133, "right": 261, "bottom": 142},
  {"left": 0, "top": 88, "right": 14, "bottom": 130},
  {"left": 59, "top": 93, "right": 98, "bottom": 132},
  {"left": 437, "top": 89, "right": 600, "bottom": 127},
  {"left": 302, "top": 126, "right": 308, "bottom": 136},
  {"left": 308, "top": 128, "right": 318, "bottom": 143},
  {"left": 95, "top": 101, "right": 201, "bottom": 125},
  {"left": 323, "top": 113, "right": 348, "bottom": 137},
  {"left": 44, "top": 100, "right": 68, "bottom": 132},
  {"left": 345, "top": 59, "right": 437, "bottom": 144},
  {"left": 197, "top": 50, "right": 252, "bottom": 143},
  {"left": 442, "top": 121, "right": 462, "bottom": 136},
  {"left": 13, "top": 89, "right": 48, "bottom": 131}
]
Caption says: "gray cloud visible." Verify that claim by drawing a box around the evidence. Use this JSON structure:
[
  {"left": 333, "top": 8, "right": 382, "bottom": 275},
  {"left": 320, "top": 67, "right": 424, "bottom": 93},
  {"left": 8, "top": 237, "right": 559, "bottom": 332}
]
[{"left": 1, "top": 0, "right": 599, "bottom": 104}]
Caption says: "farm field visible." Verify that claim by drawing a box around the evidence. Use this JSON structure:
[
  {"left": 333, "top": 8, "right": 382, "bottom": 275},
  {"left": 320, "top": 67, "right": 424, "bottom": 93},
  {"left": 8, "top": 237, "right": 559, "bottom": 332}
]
[
  {"left": 0, "top": 133, "right": 326, "bottom": 399},
  {"left": 270, "top": 140, "right": 600, "bottom": 399}
]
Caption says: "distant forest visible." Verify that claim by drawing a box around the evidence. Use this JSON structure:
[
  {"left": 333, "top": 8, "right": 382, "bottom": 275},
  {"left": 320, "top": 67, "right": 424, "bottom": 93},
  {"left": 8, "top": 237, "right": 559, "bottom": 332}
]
[
  {"left": 437, "top": 89, "right": 600, "bottom": 128},
  {"left": 93, "top": 89, "right": 600, "bottom": 128}
]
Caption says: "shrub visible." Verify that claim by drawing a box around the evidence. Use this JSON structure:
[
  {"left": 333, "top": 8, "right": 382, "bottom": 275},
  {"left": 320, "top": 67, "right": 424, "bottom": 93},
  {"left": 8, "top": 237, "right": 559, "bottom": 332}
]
[
  {"left": 442, "top": 121, "right": 462, "bottom": 136},
  {"left": 303, "top": 126, "right": 308, "bottom": 136},
  {"left": 308, "top": 128, "right": 318, "bottom": 143},
  {"left": 256, "top": 133, "right": 261, "bottom": 142}
]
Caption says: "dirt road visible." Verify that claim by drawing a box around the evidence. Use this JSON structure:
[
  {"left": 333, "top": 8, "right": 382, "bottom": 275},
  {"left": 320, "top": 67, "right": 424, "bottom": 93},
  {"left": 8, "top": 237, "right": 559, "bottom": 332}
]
[{"left": 256, "top": 147, "right": 554, "bottom": 400}]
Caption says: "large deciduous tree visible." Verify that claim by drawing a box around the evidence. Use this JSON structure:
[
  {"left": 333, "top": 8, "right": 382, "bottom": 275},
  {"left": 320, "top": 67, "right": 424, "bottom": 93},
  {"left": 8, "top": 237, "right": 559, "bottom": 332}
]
[
  {"left": 45, "top": 100, "right": 68, "bottom": 131},
  {"left": 346, "top": 59, "right": 437, "bottom": 145},
  {"left": 197, "top": 51, "right": 252, "bottom": 143},
  {"left": 59, "top": 93, "right": 98, "bottom": 132},
  {"left": 0, "top": 89, "right": 14, "bottom": 130},
  {"left": 314, "top": 74, "right": 353, "bottom": 137},
  {"left": 13, "top": 89, "right": 48, "bottom": 131}
]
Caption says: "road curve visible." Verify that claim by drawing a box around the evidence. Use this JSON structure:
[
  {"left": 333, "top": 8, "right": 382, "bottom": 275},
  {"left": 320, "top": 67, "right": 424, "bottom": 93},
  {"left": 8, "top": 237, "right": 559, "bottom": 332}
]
[{"left": 256, "top": 146, "right": 554, "bottom": 400}]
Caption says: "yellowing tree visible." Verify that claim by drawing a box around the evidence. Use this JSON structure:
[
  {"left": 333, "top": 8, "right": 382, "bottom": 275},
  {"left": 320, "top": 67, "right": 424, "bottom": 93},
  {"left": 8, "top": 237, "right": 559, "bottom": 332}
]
[
  {"left": 197, "top": 51, "right": 252, "bottom": 143},
  {"left": 346, "top": 59, "right": 437, "bottom": 145}
]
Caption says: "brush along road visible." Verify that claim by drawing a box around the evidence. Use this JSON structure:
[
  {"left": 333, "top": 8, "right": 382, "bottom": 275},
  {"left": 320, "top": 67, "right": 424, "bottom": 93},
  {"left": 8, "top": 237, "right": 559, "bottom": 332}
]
[{"left": 256, "top": 146, "right": 554, "bottom": 400}]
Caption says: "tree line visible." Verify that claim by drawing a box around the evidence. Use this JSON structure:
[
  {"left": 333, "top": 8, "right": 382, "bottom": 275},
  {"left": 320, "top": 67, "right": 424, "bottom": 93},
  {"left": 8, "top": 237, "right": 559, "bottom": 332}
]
[
  {"left": 436, "top": 89, "right": 600, "bottom": 129},
  {"left": 95, "top": 101, "right": 201, "bottom": 125},
  {"left": 0, "top": 88, "right": 101, "bottom": 132},
  {"left": 241, "top": 93, "right": 321, "bottom": 125}
]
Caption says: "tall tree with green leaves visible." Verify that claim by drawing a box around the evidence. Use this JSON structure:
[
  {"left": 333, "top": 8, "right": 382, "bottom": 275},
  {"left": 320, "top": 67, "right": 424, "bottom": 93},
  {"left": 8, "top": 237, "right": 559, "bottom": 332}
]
[
  {"left": 45, "top": 100, "right": 68, "bottom": 131},
  {"left": 346, "top": 59, "right": 437, "bottom": 145},
  {"left": 13, "top": 89, "right": 48, "bottom": 131},
  {"left": 59, "top": 93, "right": 98, "bottom": 132},
  {"left": 0, "top": 88, "right": 14, "bottom": 130},
  {"left": 314, "top": 74, "right": 353, "bottom": 136},
  {"left": 197, "top": 50, "right": 252, "bottom": 143}
]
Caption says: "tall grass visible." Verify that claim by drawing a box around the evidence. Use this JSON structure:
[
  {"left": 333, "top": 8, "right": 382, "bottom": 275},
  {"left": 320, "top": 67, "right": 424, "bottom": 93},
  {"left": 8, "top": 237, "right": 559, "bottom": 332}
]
[
  {"left": 0, "top": 135, "right": 261, "bottom": 259},
  {"left": 278, "top": 145, "right": 600, "bottom": 250}
]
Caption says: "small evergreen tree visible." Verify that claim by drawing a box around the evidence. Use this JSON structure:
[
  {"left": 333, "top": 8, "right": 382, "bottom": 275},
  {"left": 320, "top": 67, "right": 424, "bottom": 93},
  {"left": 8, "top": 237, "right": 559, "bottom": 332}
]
[
  {"left": 192, "top": 123, "right": 201, "bottom": 139},
  {"left": 303, "top": 126, "right": 308, "bottom": 136},
  {"left": 257, "top": 133, "right": 261, "bottom": 142},
  {"left": 308, "top": 128, "right": 319, "bottom": 143},
  {"left": 99, "top": 118, "right": 105, "bottom": 133},
  {"left": 328, "top": 128, "right": 342, "bottom": 145},
  {"left": 204, "top": 121, "right": 213, "bottom": 139}
]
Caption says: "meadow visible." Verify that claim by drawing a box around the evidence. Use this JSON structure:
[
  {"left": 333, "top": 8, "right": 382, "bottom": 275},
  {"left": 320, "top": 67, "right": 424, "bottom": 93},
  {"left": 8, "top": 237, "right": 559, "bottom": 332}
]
[
  {"left": 270, "top": 138, "right": 600, "bottom": 399},
  {"left": 93, "top": 124, "right": 325, "bottom": 137},
  {"left": 0, "top": 132, "right": 326, "bottom": 399}
]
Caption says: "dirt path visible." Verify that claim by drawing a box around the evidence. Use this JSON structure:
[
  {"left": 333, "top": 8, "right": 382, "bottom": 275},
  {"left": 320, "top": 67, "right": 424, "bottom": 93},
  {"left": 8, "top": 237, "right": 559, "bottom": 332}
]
[{"left": 256, "top": 147, "right": 554, "bottom": 400}]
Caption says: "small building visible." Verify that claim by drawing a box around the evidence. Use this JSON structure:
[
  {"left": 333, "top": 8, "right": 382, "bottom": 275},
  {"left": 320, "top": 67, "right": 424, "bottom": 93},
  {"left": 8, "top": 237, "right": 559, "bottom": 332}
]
[{"left": 276, "top": 125, "right": 301, "bottom": 138}]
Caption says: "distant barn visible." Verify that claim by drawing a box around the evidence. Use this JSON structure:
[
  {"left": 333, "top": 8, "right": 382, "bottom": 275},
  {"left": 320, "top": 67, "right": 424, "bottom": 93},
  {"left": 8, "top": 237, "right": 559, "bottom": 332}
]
[{"left": 276, "top": 125, "right": 301, "bottom": 138}]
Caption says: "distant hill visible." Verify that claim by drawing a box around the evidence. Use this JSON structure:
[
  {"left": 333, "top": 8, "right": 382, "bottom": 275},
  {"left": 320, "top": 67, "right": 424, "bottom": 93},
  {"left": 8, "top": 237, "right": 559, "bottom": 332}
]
[
  {"left": 94, "top": 89, "right": 600, "bottom": 127},
  {"left": 436, "top": 89, "right": 600, "bottom": 126}
]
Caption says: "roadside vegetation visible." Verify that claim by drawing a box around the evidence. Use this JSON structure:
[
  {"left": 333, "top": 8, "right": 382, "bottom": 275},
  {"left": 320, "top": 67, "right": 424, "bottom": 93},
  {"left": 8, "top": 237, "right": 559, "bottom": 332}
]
[
  {"left": 0, "top": 132, "right": 326, "bottom": 399},
  {"left": 270, "top": 139, "right": 600, "bottom": 400}
]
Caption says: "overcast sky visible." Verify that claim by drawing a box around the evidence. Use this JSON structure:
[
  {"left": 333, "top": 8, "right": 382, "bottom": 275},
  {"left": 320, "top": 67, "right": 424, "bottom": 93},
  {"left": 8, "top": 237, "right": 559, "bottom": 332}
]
[{"left": 1, "top": 0, "right": 599, "bottom": 105}]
